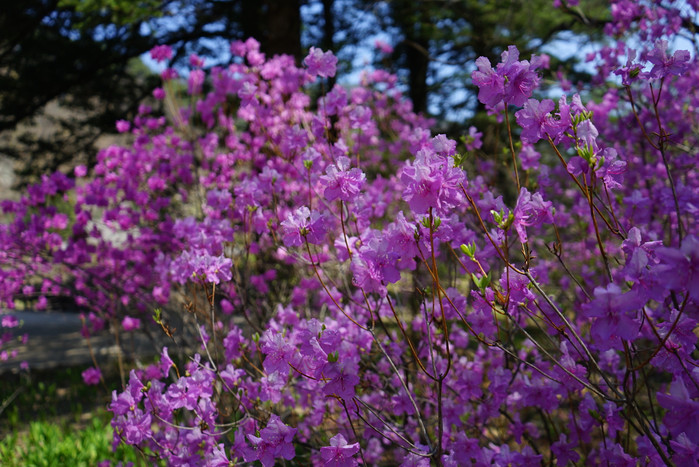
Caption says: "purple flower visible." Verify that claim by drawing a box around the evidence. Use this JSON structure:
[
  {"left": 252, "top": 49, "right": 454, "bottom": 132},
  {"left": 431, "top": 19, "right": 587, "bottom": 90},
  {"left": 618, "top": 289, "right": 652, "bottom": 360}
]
[
  {"left": 472, "top": 46, "right": 542, "bottom": 109},
  {"left": 149, "top": 45, "right": 172, "bottom": 63},
  {"left": 464, "top": 126, "right": 483, "bottom": 151},
  {"left": 322, "top": 361, "right": 360, "bottom": 402},
  {"left": 657, "top": 378, "right": 699, "bottom": 444},
  {"left": 261, "top": 331, "right": 296, "bottom": 376},
  {"left": 1, "top": 315, "right": 18, "bottom": 328},
  {"left": 472, "top": 57, "right": 505, "bottom": 109},
  {"left": 646, "top": 40, "right": 692, "bottom": 79},
  {"left": 304, "top": 47, "right": 338, "bottom": 78},
  {"left": 583, "top": 283, "right": 642, "bottom": 346},
  {"left": 351, "top": 235, "right": 401, "bottom": 296},
  {"left": 512, "top": 188, "right": 553, "bottom": 243},
  {"left": 170, "top": 249, "right": 233, "bottom": 285},
  {"left": 614, "top": 48, "right": 647, "bottom": 85},
  {"left": 515, "top": 99, "right": 556, "bottom": 143},
  {"left": 320, "top": 156, "right": 366, "bottom": 202},
  {"left": 519, "top": 143, "right": 541, "bottom": 170},
  {"left": 122, "top": 409, "right": 152, "bottom": 445},
  {"left": 669, "top": 433, "right": 699, "bottom": 466},
  {"left": 82, "top": 366, "right": 102, "bottom": 385},
  {"left": 188, "top": 69, "right": 205, "bottom": 95},
  {"left": 115, "top": 120, "right": 130, "bottom": 133},
  {"left": 281, "top": 206, "right": 328, "bottom": 247},
  {"left": 247, "top": 414, "right": 297, "bottom": 467},
  {"left": 401, "top": 143, "right": 465, "bottom": 216},
  {"left": 121, "top": 316, "right": 141, "bottom": 332},
  {"left": 498, "top": 46, "right": 541, "bottom": 107},
  {"left": 319, "top": 434, "right": 360, "bottom": 467},
  {"left": 654, "top": 235, "right": 699, "bottom": 302}
]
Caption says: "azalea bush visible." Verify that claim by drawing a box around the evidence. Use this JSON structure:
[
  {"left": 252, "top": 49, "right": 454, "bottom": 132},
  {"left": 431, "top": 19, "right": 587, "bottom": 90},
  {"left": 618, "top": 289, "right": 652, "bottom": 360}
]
[{"left": 1, "top": 0, "right": 698, "bottom": 465}]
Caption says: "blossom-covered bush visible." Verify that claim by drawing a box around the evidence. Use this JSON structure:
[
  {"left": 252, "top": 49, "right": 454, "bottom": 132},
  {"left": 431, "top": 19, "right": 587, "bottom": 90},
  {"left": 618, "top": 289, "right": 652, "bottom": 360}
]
[{"left": 1, "top": 0, "right": 698, "bottom": 465}]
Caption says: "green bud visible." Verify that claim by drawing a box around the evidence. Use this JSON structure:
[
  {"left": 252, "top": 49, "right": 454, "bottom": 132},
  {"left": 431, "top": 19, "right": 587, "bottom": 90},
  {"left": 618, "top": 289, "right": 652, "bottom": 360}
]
[
  {"left": 491, "top": 210, "right": 503, "bottom": 225},
  {"left": 328, "top": 351, "right": 339, "bottom": 363},
  {"left": 303, "top": 160, "right": 313, "bottom": 170},
  {"left": 433, "top": 216, "right": 441, "bottom": 229},
  {"left": 252, "top": 332, "right": 260, "bottom": 344},
  {"left": 460, "top": 242, "right": 476, "bottom": 259}
]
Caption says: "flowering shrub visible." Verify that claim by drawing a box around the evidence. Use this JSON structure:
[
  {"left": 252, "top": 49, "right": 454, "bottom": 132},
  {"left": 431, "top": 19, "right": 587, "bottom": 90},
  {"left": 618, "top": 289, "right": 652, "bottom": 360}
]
[{"left": 1, "top": 0, "right": 699, "bottom": 465}]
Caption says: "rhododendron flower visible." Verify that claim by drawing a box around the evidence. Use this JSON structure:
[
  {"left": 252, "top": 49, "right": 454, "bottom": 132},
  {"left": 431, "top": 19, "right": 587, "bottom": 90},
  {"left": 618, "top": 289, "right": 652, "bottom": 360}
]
[
  {"left": 188, "top": 69, "right": 205, "bottom": 95},
  {"left": 149, "top": 44, "right": 172, "bottom": 63},
  {"left": 322, "top": 361, "right": 359, "bottom": 402},
  {"left": 583, "top": 283, "right": 642, "bottom": 346},
  {"left": 512, "top": 188, "right": 553, "bottom": 243},
  {"left": 646, "top": 40, "right": 691, "bottom": 79},
  {"left": 472, "top": 56, "right": 505, "bottom": 108},
  {"left": 320, "top": 434, "right": 360, "bottom": 466},
  {"left": 374, "top": 39, "right": 394, "bottom": 54},
  {"left": 498, "top": 46, "right": 541, "bottom": 107},
  {"left": 464, "top": 126, "right": 483, "bottom": 151},
  {"left": 1, "top": 315, "right": 18, "bottom": 328},
  {"left": 657, "top": 378, "right": 699, "bottom": 444},
  {"left": 170, "top": 249, "right": 232, "bottom": 284},
  {"left": 82, "top": 366, "right": 102, "bottom": 385},
  {"left": 281, "top": 206, "right": 328, "bottom": 246},
  {"left": 115, "top": 120, "right": 130, "bottom": 133},
  {"left": 320, "top": 156, "right": 366, "bottom": 202},
  {"left": 401, "top": 141, "right": 465, "bottom": 216},
  {"left": 654, "top": 235, "right": 699, "bottom": 301},
  {"left": 121, "top": 316, "right": 141, "bottom": 332},
  {"left": 515, "top": 99, "right": 556, "bottom": 144},
  {"left": 472, "top": 45, "right": 542, "bottom": 109},
  {"left": 304, "top": 47, "right": 338, "bottom": 78},
  {"left": 246, "top": 414, "right": 297, "bottom": 466},
  {"left": 351, "top": 235, "right": 400, "bottom": 296}
]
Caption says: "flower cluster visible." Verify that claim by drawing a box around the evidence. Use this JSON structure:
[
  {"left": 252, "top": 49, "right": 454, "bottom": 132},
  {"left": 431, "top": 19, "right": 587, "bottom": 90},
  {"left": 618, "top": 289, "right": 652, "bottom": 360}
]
[{"left": 2, "top": 2, "right": 699, "bottom": 464}]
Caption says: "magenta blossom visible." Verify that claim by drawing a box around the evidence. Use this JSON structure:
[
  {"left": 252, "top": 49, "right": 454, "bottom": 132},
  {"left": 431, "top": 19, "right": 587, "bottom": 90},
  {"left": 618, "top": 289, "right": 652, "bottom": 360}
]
[
  {"left": 281, "top": 206, "right": 328, "bottom": 247},
  {"left": 319, "top": 434, "right": 361, "bottom": 467},
  {"left": 304, "top": 47, "right": 338, "bottom": 78},
  {"left": 515, "top": 99, "right": 556, "bottom": 144},
  {"left": 646, "top": 40, "right": 691, "bottom": 79},
  {"left": 149, "top": 45, "right": 172, "bottom": 63},
  {"left": 512, "top": 187, "right": 553, "bottom": 243},
  {"left": 246, "top": 414, "right": 297, "bottom": 467},
  {"left": 121, "top": 316, "right": 141, "bottom": 332},
  {"left": 320, "top": 156, "right": 366, "bottom": 202},
  {"left": 82, "top": 366, "right": 102, "bottom": 385}
]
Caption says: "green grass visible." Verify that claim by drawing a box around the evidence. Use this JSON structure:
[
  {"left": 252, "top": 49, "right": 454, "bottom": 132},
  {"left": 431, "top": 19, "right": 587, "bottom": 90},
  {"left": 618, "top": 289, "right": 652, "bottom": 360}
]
[
  {"left": 0, "top": 364, "right": 152, "bottom": 466},
  {"left": 0, "top": 410, "right": 143, "bottom": 466}
]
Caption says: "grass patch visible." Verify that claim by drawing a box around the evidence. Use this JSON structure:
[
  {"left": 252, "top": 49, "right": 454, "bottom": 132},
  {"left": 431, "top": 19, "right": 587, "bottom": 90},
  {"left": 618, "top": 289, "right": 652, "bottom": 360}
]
[
  {"left": 0, "top": 364, "right": 152, "bottom": 465},
  {"left": 0, "top": 410, "right": 144, "bottom": 466}
]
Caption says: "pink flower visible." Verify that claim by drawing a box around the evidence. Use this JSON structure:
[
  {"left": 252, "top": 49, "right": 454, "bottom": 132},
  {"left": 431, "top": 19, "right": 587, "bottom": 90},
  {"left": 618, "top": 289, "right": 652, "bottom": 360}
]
[
  {"left": 374, "top": 40, "right": 394, "bottom": 54},
  {"left": 320, "top": 434, "right": 360, "bottom": 466},
  {"left": 122, "top": 316, "right": 141, "bottom": 332},
  {"left": 115, "top": 120, "right": 130, "bottom": 133},
  {"left": 82, "top": 366, "right": 102, "bottom": 385},
  {"left": 1, "top": 315, "right": 19, "bottom": 328},
  {"left": 512, "top": 187, "right": 553, "bottom": 243},
  {"left": 304, "top": 47, "right": 338, "bottom": 78},
  {"left": 281, "top": 207, "right": 328, "bottom": 247},
  {"left": 149, "top": 45, "right": 172, "bottom": 63},
  {"left": 320, "top": 156, "right": 366, "bottom": 202}
]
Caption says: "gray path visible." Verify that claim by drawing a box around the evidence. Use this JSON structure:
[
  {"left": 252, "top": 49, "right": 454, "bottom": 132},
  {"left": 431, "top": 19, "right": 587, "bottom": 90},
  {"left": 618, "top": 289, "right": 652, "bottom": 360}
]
[{"left": 0, "top": 310, "right": 165, "bottom": 374}]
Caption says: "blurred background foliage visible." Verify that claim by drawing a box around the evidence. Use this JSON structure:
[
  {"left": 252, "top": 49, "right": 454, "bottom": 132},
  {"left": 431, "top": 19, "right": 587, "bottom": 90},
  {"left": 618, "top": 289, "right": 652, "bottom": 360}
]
[{"left": 0, "top": 0, "right": 611, "bottom": 186}]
